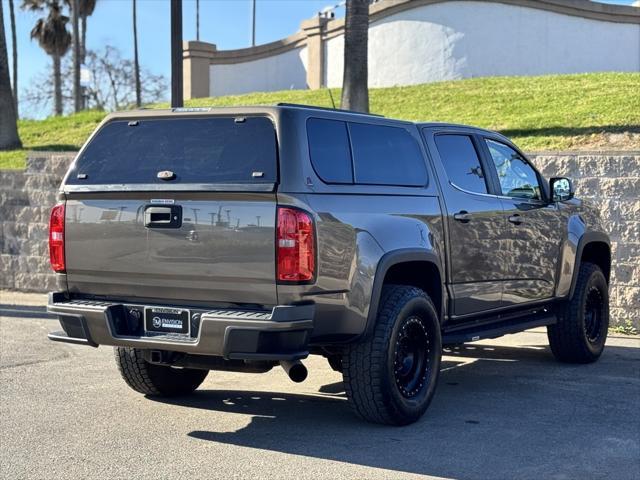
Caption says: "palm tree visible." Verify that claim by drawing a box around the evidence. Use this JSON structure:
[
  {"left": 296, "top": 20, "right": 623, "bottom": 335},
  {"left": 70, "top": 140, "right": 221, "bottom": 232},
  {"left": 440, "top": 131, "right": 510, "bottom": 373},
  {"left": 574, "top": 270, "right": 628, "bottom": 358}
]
[
  {"left": 133, "top": 0, "right": 140, "bottom": 107},
  {"left": 340, "top": 0, "right": 369, "bottom": 113},
  {"left": 71, "top": 0, "right": 81, "bottom": 111},
  {"left": 0, "top": 2, "right": 22, "bottom": 149},
  {"left": 8, "top": 0, "right": 18, "bottom": 117},
  {"left": 68, "top": 0, "right": 96, "bottom": 110},
  {"left": 78, "top": 0, "right": 96, "bottom": 64},
  {"left": 23, "top": 0, "right": 72, "bottom": 116}
]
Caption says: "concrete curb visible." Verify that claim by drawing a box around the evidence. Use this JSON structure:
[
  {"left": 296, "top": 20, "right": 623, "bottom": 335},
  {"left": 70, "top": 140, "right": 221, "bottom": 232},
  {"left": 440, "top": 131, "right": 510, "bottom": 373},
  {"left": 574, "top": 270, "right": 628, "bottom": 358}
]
[{"left": 0, "top": 290, "right": 48, "bottom": 307}]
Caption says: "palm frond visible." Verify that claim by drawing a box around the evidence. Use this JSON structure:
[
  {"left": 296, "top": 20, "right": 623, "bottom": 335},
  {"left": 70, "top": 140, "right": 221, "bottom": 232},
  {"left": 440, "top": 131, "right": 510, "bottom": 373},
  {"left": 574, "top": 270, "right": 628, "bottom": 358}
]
[
  {"left": 79, "top": 0, "right": 96, "bottom": 17},
  {"left": 28, "top": 1, "right": 71, "bottom": 57}
]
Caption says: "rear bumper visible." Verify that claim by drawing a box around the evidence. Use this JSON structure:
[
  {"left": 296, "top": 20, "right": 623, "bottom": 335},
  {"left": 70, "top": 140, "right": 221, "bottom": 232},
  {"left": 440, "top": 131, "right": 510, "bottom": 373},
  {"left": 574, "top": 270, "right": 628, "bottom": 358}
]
[{"left": 47, "top": 292, "right": 314, "bottom": 361}]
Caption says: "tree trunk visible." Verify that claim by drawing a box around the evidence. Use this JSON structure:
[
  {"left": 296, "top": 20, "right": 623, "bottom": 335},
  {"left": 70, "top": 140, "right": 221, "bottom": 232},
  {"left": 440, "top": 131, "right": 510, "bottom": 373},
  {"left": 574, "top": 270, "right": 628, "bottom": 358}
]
[
  {"left": 133, "top": 0, "right": 141, "bottom": 107},
  {"left": 53, "top": 54, "right": 63, "bottom": 115},
  {"left": 0, "top": 2, "right": 21, "bottom": 149},
  {"left": 8, "top": 0, "right": 17, "bottom": 118},
  {"left": 81, "top": 14, "right": 87, "bottom": 64},
  {"left": 341, "top": 0, "right": 369, "bottom": 113},
  {"left": 72, "top": 0, "right": 82, "bottom": 112},
  {"left": 170, "top": 0, "right": 183, "bottom": 108}
]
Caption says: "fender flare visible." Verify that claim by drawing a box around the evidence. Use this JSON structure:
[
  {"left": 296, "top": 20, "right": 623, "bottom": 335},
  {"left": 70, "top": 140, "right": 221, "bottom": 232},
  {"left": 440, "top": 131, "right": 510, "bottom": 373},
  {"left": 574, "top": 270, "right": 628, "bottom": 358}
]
[
  {"left": 568, "top": 231, "right": 611, "bottom": 300},
  {"left": 362, "top": 248, "right": 445, "bottom": 340}
]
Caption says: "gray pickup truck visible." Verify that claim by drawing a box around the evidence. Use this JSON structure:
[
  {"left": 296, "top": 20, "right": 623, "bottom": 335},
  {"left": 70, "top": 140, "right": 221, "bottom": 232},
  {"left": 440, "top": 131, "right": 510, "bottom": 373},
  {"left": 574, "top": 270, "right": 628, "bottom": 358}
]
[{"left": 47, "top": 104, "right": 611, "bottom": 425}]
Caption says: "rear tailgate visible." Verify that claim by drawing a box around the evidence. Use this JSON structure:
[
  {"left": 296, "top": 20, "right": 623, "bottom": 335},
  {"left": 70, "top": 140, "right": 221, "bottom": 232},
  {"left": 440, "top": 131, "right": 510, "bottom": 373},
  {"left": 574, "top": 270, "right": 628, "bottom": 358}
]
[{"left": 62, "top": 115, "right": 279, "bottom": 307}]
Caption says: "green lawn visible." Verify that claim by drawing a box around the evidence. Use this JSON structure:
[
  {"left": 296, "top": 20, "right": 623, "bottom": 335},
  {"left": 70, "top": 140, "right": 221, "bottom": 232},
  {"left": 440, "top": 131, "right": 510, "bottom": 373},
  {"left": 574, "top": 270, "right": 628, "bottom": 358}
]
[
  {"left": 2, "top": 72, "right": 639, "bottom": 169},
  {"left": 1, "top": 110, "right": 106, "bottom": 169}
]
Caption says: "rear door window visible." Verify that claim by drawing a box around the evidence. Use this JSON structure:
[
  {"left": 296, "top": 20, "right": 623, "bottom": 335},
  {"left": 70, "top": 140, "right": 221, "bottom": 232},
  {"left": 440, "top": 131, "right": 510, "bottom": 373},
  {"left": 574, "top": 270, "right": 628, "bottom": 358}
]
[
  {"left": 434, "top": 134, "right": 488, "bottom": 194},
  {"left": 349, "top": 123, "right": 427, "bottom": 186},
  {"left": 66, "top": 116, "right": 277, "bottom": 185},
  {"left": 307, "top": 118, "right": 353, "bottom": 184}
]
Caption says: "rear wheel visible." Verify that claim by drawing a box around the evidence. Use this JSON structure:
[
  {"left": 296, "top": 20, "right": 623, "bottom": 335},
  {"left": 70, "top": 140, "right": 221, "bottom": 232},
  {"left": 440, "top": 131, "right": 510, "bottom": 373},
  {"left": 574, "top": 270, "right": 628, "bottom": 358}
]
[
  {"left": 114, "top": 347, "right": 208, "bottom": 396},
  {"left": 342, "top": 285, "right": 442, "bottom": 425},
  {"left": 547, "top": 262, "right": 609, "bottom": 363}
]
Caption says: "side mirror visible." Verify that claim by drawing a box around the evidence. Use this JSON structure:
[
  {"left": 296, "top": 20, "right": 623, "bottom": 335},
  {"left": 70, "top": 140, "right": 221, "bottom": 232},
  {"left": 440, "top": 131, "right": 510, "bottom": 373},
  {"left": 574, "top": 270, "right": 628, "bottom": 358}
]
[{"left": 550, "top": 177, "right": 574, "bottom": 202}]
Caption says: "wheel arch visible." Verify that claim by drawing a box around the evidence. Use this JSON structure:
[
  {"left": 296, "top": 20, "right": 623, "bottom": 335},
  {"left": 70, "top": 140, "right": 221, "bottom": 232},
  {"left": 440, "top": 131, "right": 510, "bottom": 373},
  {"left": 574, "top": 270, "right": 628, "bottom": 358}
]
[
  {"left": 363, "top": 249, "right": 445, "bottom": 340},
  {"left": 569, "top": 232, "right": 611, "bottom": 300}
]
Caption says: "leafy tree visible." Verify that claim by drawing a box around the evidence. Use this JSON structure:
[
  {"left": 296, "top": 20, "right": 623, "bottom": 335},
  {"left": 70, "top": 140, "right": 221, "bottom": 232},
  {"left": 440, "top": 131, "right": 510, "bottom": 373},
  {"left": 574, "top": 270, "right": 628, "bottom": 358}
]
[
  {"left": 23, "top": 45, "right": 168, "bottom": 114},
  {"left": 341, "top": 0, "right": 369, "bottom": 113},
  {"left": 23, "top": 0, "right": 72, "bottom": 116},
  {"left": 0, "top": 1, "right": 22, "bottom": 149}
]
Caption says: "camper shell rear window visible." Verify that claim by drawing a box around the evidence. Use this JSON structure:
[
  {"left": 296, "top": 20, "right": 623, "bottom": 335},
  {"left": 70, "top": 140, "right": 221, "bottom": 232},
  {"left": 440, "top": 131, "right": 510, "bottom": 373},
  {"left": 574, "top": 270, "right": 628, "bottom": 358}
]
[{"left": 66, "top": 116, "right": 277, "bottom": 185}]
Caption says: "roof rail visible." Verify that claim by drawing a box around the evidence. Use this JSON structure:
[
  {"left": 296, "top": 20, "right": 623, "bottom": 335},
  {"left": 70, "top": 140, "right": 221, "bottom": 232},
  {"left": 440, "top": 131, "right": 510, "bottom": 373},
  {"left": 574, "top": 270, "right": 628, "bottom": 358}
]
[{"left": 276, "top": 103, "right": 385, "bottom": 117}]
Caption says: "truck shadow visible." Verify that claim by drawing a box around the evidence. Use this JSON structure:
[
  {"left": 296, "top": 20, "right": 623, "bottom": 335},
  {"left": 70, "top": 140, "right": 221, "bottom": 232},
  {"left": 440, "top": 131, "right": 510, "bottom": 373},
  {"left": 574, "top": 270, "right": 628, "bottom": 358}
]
[{"left": 151, "top": 343, "right": 639, "bottom": 479}]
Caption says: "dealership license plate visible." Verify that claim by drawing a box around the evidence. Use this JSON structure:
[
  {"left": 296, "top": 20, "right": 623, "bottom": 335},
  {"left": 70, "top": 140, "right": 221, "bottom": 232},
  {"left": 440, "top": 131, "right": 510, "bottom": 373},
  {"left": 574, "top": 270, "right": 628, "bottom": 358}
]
[{"left": 145, "top": 307, "right": 190, "bottom": 335}]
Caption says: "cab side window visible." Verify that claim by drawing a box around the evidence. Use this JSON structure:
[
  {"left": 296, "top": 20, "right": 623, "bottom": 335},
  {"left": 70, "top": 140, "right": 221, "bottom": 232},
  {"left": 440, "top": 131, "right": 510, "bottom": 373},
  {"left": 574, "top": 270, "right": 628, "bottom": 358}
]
[
  {"left": 485, "top": 139, "right": 542, "bottom": 201},
  {"left": 307, "top": 118, "right": 428, "bottom": 187},
  {"left": 434, "top": 134, "right": 488, "bottom": 194},
  {"left": 349, "top": 123, "right": 427, "bottom": 186}
]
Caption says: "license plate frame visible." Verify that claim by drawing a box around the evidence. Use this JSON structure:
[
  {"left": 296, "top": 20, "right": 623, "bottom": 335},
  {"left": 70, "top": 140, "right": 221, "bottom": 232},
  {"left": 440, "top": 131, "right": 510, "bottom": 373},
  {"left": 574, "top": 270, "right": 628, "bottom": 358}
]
[{"left": 144, "top": 307, "right": 190, "bottom": 335}]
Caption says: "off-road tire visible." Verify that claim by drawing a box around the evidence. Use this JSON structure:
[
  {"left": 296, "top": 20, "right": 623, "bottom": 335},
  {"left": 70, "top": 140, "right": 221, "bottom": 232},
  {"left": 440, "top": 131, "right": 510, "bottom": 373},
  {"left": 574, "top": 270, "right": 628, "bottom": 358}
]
[
  {"left": 547, "top": 262, "right": 609, "bottom": 363},
  {"left": 114, "top": 347, "right": 208, "bottom": 396},
  {"left": 327, "top": 355, "right": 343, "bottom": 373},
  {"left": 342, "top": 285, "right": 442, "bottom": 425}
]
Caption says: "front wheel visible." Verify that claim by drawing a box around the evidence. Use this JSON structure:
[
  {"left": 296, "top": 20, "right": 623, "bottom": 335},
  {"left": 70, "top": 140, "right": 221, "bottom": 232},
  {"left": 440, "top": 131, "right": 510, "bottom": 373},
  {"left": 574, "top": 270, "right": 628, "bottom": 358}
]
[
  {"left": 547, "top": 262, "right": 609, "bottom": 363},
  {"left": 114, "top": 347, "right": 209, "bottom": 396},
  {"left": 342, "top": 285, "right": 442, "bottom": 425}
]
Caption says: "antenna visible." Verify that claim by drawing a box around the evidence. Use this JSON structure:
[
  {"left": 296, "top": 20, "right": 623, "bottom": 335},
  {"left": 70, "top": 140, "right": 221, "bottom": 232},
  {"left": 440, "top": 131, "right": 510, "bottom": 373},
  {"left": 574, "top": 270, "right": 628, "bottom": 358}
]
[{"left": 327, "top": 89, "right": 336, "bottom": 109}]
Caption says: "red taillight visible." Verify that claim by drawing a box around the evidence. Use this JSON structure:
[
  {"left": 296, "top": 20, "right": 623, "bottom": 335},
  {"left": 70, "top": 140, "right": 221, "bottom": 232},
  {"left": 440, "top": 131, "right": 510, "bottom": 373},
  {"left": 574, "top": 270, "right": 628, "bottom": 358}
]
[
  {"left": 49, "top": 203, "right": 66, "bottom": 272},
  {"left": 277, "top": 207, "right": 315, "bottom": 283}
]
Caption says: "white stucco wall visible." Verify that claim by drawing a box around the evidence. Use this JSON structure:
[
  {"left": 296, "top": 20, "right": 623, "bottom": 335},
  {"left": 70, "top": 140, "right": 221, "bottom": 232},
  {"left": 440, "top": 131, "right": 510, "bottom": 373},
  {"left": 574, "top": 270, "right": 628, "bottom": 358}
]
[
  {"left": 209, "top": 46, "right": 308, "bottom": 96},
  {"left": 324, "top": 1, "right": 640, "bottom": 88}
]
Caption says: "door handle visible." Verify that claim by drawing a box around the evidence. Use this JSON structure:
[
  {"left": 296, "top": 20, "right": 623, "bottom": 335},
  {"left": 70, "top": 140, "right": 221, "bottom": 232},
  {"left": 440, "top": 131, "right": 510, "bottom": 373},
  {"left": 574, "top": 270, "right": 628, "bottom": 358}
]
[
  {"left": 144, "top": 205, "right": 182, "bottom": 228},
  {"left": 453, "top": 211, "right": 471, "bottom": 223},
  {"left": 145, "top": 207, "right": 172, "bottom": 224},
  {"left": 508, "top": 214, "right": 524, "bottom": 225}
]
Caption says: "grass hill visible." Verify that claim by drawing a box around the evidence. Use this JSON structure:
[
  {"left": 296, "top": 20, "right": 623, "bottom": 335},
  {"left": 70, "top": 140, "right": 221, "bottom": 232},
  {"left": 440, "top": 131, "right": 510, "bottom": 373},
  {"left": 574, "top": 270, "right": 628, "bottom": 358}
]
[{"left": 2, "top": 72, "right": 638, "bottom": 169}]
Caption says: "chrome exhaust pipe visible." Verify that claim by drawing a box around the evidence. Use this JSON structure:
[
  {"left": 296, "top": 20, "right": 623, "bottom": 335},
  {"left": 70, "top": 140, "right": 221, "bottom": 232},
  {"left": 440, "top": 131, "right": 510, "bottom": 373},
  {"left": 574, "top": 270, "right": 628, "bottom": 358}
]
[{"left": 280, "top": 360, "right": 308, "bottom": 383}]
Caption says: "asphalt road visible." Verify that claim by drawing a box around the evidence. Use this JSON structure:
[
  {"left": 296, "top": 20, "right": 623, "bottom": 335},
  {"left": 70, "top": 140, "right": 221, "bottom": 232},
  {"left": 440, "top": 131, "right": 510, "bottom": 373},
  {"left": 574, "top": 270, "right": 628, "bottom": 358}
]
[{"left": 1, "top": 311, "right": 639, "bottom": 480}]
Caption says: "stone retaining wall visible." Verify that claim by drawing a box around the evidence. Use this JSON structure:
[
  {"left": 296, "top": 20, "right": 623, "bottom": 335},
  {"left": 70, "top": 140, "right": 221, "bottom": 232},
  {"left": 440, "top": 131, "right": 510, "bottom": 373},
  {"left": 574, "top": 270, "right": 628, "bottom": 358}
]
[
  {"left": 1, "top": 151, "right": 638, "bottom": 328},
  {"left": 1, "top": 153, "right": 75, "bottom": 292},
  {"left": 529, "top": 152, "right": 640, "bottom": 329}
]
